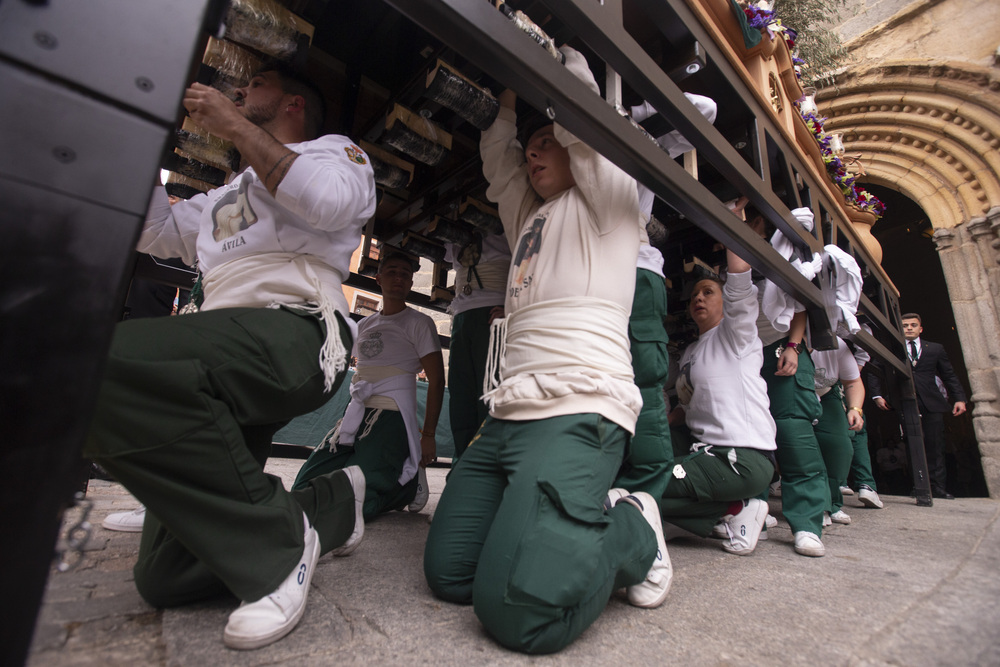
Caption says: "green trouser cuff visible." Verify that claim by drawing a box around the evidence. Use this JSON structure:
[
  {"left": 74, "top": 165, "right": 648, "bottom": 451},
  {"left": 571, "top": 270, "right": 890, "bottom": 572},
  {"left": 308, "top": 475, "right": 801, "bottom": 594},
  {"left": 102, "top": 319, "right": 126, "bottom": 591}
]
[
  {"left": 774, "top": 418, "right": 828, "bottom": 535},
  {"left": 816, "top": 388, "right": 853, "bottom": 513},
  {"left": 849, "top": 423, "right": 878, "bottom": 490}
]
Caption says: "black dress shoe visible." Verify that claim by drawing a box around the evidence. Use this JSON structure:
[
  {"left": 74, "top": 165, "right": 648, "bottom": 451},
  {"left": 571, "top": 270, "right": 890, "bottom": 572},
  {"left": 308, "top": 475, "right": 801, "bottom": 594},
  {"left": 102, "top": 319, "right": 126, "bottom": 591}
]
[{"left": 933, "top": 490, "right": 955, "bottom": 500}]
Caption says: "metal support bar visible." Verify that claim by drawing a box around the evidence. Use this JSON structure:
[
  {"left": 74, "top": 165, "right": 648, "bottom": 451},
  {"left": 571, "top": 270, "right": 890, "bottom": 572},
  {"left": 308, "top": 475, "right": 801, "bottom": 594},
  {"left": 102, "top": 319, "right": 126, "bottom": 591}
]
[{"left": 383, "top": 0, "right": 826, "bottom": 314}]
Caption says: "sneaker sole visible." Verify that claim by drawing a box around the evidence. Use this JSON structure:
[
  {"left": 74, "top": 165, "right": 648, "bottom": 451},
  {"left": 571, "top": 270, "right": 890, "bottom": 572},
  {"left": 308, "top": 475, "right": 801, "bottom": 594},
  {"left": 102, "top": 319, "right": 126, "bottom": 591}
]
[
  {"left": 630, "top": 568, "right": 673, "bottom": 609},
  {"left": 101, "top": 520, "right": 145, "bottom": 533},
  {"left": 859, "top": 496, "right": 883, "bottom": 509},
  {"left": 224, "top": 528, "right": 321, "bottom": 650},
  {"left": 330, "top": 467, "right": 366, "bottom": 557},
  {"left": 794, "top": 543, "right": 826, "bottom": 557}
]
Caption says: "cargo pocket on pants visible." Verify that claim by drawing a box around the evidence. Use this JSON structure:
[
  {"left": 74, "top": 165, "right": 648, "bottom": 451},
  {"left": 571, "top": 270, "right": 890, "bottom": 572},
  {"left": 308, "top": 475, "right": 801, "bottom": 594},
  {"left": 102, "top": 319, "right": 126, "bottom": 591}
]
[{"left": 504, "top": 478, "right": 609, "bottom": 608}]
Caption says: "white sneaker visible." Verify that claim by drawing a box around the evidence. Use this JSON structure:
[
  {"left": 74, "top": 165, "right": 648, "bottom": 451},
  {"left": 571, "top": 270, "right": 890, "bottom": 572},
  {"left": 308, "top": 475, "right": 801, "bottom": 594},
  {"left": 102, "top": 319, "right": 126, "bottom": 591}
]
[
  {"left": 223, "top": 513, "right": 320, "bottom": 650},
  {"left": 721, "top": 499, "right": 768, "bottom": 555},
  {"left": 858, "top": 485, "right": 884, "bottom": 509},
  {"left": 712, "top": 510, "right": 774, "bottom": 539},
  {"left": 712, "top": 514, "right": 778, "bottom": 540},
  {"left": 840, "top": 485, "right": 854, "bottom": 496},
  {"left": 102, "top": 506, "right": 146, "bottom": 533},
  {"left": 605, "top": 487, "right": 630, "bottom": 512},
  {"left": 793, "top": 531, "right": 826, "bottom": 557},
  {"left": 830, "top": 510, "right": 852, "bottom": 525},
  {"left": 330, "top": 466, "right": 366, "bottom": 557},
  {"left": 407, "top": 467, "right": 429, "bottom": 513},
  {"left": 617, "top": 492, "right": 672, "bottom": 609},
  {"left": 823, "top": 512, "right": 832, "bottom": 527}
]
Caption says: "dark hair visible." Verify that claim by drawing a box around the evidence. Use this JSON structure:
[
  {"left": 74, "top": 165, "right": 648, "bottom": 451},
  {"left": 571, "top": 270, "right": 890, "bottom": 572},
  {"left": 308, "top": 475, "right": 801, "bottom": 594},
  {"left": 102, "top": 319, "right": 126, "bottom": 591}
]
[
  {"left": 517, "top": 113, "right": 553, "bottom": 150},
  {"left": 255, "top": 61, "right": 326, "bottom": 140},
  {"left": 378, "top": 249, "right": 419, "bottom": 274},
  {"left": 901, "top": 312, "right": 922, "bottom": 324}
]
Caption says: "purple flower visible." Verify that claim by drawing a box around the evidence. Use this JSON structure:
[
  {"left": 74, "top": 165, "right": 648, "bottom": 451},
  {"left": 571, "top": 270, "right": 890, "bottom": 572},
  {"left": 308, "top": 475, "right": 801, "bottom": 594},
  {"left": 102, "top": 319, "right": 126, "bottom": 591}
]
[{"left": 744, "top": 6, "right": 775, "bottom": 30}]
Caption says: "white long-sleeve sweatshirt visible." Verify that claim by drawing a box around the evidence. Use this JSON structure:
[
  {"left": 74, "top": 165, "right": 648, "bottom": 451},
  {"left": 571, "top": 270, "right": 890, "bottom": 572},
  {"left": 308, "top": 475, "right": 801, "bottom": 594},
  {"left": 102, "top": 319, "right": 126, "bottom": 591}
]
[
  {"left": 676, "top": 270, "right": 777, "bottom": 450},
  {"left": 479, "top": 47, "right": 642, "bottom": 432},
  {"left": 139, "top": 134, "right": 376, "bottom": 387}
]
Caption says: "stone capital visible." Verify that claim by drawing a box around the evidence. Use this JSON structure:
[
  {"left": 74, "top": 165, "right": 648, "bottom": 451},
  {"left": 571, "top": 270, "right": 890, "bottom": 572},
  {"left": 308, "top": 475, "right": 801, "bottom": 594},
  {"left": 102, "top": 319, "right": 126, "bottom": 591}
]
[
  {"left": 987, "top": 206, "right": 1000, "bottom": 226},
  {"left": 967, "top": 216, "right": 990, "bottom": 239},
  {"left": 932, "top": 227, "right": 958, "bottom": 251}
]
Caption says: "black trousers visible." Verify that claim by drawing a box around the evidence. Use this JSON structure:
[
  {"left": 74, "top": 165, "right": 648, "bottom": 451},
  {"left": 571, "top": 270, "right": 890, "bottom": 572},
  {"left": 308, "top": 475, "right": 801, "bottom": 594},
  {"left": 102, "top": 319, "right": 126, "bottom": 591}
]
[{"left": 921, "top": 411, "right": 947, "bottom": 494}]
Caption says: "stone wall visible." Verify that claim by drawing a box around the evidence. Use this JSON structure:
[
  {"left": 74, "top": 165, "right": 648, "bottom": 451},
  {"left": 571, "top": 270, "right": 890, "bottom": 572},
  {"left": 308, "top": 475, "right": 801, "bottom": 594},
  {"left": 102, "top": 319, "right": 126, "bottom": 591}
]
[{"left": 837, "top": 0, "right": 999, "bottom": 67}]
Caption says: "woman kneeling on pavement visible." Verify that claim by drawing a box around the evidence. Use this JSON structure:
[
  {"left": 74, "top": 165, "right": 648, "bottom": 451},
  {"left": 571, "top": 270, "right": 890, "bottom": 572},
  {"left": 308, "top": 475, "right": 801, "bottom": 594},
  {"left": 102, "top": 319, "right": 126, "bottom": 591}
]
[{"left": 664, "top": 201, "right": 776, "bottom": 555}]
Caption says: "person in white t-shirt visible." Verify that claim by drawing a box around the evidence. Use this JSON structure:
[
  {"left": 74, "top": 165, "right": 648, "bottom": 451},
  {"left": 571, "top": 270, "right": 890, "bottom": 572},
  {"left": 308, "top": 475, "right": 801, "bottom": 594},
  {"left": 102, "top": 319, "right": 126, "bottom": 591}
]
[
  {"left": 444, "top": 234, "right": 511, "bottom": 460},
  {"left": 294, "top": 252, "right": 444, "bottom": 521}
]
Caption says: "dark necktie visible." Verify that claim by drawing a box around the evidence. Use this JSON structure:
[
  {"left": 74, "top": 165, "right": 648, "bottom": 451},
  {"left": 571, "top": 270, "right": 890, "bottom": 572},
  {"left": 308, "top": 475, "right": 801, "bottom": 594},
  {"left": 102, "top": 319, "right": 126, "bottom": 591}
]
[{"left": 910, "top": 341, "right": 918, "bottom": 365}]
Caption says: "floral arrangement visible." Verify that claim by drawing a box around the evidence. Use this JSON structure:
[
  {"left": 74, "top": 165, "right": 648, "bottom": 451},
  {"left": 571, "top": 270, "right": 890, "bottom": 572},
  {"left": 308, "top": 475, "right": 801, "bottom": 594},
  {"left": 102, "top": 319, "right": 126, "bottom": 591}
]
[
  {"left": 742, "top": 1, "right": 796, "bottom": 50},
  {"left": 740, "top": 1, "right": 886, "bottom": 219},
  {"left": 742, "top": 2, "right": 775, "bottom": 30},
  {"left": 802, "top": 110, "right": 886, "bottom": 219}
]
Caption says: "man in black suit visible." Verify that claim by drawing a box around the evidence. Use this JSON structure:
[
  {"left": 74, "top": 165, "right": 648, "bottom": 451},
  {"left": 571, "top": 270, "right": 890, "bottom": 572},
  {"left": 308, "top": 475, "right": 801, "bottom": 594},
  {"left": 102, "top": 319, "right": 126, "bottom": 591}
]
[{"left": 873, "top": 313, "right": 967, "bottom": 498}]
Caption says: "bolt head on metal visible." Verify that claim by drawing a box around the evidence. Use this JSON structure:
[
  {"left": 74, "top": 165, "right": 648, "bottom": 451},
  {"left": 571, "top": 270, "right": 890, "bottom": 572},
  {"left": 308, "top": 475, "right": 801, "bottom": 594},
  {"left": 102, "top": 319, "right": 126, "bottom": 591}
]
[
  {"left": 34, "top": 31, "right": 58, "bottom": 50},
  {"left": 545, "top": 106, "right": 556, "bottom": 120},
  {"left": 52, "top": 146, "right": 76, "bottom": 163},
  {"left": 734, "top": 140, "right": 747, "bottom": 149},
  {"left": 135, "top": 77, "right": 155, "bottom": 92},
  {"left": 686, "top": 63, "right": 701, "bottom": 74},
  {"left": 419, "top": 109, "right": 432, "bottom": 119}
]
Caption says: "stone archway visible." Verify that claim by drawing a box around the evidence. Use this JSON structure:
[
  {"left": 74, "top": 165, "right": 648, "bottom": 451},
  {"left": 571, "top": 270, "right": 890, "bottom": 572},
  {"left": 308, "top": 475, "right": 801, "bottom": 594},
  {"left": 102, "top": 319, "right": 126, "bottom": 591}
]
[{"left": 816, "top": 61, "right": 1000, "bottom": 496}]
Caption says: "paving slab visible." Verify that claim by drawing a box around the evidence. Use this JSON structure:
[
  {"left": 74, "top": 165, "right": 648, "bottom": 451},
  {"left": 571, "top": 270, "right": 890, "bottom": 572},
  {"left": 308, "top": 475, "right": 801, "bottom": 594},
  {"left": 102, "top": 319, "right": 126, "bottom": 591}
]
[{"left": 26, "top": 460, "right": 1000, "bottom": 666}]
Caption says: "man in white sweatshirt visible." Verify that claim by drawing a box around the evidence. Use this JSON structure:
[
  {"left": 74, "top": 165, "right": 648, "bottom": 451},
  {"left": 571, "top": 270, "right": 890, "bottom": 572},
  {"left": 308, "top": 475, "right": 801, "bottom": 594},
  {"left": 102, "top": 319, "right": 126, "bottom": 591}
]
[
  {"left": 293, "top": 251, "right": 444, "bottom": 520},
  {"left": 424, "top": 47, "right": 670, "bottom": 655},
  {"left": 84, "top": 63, "right": 376, "bottom": 650}
]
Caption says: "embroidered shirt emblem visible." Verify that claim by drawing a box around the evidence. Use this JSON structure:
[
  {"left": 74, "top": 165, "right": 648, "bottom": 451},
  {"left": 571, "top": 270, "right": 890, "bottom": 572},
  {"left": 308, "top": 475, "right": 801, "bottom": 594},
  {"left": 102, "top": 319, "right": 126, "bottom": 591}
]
[{"left": 345, "top": 145, "right": 367, "bottom": 165}]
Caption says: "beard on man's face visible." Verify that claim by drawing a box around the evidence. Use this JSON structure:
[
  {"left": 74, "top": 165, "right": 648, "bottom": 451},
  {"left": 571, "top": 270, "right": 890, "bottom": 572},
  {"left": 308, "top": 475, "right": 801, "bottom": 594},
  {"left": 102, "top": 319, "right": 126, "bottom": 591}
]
[{"left": 241, "top": 97, "right": 282, "bottom": 128}]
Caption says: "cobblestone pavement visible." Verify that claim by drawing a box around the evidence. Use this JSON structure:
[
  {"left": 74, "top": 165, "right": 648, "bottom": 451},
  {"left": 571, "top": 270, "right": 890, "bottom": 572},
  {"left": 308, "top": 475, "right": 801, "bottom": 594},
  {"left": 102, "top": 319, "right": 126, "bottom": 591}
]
[{"left": 26, "top": 459, "right": 1000, "bottom": 666}]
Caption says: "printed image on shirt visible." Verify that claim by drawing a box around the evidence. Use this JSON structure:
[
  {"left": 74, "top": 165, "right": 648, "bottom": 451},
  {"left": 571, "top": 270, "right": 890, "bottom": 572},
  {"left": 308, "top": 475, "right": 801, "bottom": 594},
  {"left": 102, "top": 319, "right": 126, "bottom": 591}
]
[
  {"left": 358, "top": 331, "right": 384, "bottom": 359},
  {"left": 676, "top": 360, "right": 693, "bottom": 406},
  {"left": 211, "top": 174, "right": 258, "bottom": 242},
  {"left": 813, "top": 365, "right": 837, "bottom": 391},
  {"left": 511, "top": 215, "right": 545, "bottom": 295}
]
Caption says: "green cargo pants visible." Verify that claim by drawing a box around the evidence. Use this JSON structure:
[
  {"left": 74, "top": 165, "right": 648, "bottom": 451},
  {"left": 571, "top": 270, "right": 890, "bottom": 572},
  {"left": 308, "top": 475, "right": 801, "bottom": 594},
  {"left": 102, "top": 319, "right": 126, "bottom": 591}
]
[
  {"left": 658, "top": 445, "right": 774, "bottom": 536},
  {"left": 424, "top": 414, "right": 656, "bottom": 655},
  {"left": 816, "top": 383, "right": 853, "bottom": 513},
  {"left": 843, "top": 393, "right": 877, "bottom": 491},
  {"left": 616, "top": 268, "right": 672, "bottom": 497},
  {"left": 84, "top": 307, "right": 357, "bottom": 606},
  {"left": 293, "top": 407, "right": 417, "bottom": 520},
  {"left": 762, "top": 341, "right": 828, "bottom": 536}
]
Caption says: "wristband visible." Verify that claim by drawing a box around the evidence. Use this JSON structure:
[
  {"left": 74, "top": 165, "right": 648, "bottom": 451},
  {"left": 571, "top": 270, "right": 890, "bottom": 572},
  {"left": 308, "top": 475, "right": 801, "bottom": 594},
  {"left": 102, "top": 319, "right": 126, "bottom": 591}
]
[
  {"left": 848, "top": 406, "right": 863, "bottom": 416},
  {"left": 786, "top": 341, "right": 801, "bottom": 355}
]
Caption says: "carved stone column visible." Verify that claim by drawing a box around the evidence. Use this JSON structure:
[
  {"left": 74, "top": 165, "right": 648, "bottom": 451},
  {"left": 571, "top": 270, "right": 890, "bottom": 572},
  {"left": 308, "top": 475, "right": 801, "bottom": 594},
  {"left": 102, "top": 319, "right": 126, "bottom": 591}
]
[{"left": 933, "top": 224, "right": 1000, "bottom": 498}]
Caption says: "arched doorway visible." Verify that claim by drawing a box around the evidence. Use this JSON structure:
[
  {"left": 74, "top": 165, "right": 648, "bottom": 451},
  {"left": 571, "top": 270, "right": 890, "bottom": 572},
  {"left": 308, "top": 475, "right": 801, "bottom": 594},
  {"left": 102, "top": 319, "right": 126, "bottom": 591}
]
[
  {"left": 865, "top": 184, "right": 987, "bottom": 496},
  {"left": 815, "top": 60, "right": 1000, "bottom": 498}
]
